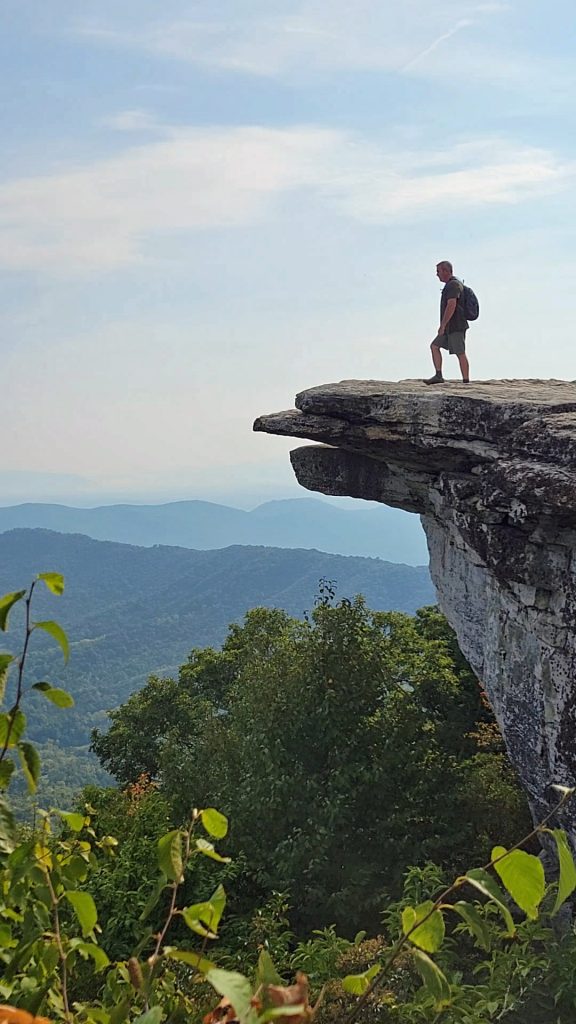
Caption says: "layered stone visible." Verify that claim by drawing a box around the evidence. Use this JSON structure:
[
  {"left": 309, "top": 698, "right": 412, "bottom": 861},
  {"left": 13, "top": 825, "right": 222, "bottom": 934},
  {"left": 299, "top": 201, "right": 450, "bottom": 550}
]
[{"left": 254, "top": 380, "right": 576, "bottom": 837}]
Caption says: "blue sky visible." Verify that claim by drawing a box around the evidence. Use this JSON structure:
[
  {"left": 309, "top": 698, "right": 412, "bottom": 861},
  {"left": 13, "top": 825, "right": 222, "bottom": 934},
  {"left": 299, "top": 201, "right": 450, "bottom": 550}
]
[{"left": 2, "top": 0, "right": 576, "bottom": 506}]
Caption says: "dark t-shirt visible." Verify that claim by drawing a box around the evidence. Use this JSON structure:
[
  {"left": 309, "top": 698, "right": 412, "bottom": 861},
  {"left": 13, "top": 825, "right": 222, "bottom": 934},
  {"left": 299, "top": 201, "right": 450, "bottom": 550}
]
[{"left": 441, "top": 277, "right": 468, "bottom": 334}]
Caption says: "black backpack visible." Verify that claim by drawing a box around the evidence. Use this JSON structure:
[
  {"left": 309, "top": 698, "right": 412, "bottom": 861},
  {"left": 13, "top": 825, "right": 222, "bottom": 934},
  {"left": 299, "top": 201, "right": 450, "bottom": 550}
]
[{"left": 461, "top": 282, "right": 479, "bottom": 321}]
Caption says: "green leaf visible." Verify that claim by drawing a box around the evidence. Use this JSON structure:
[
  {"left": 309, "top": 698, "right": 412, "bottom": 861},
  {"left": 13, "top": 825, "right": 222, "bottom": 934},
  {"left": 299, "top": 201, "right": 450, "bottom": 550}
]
[
  {"left": 76, "top": 1011, "right": 109, "bottom": 1024},
  {"left": 0, "top": 591, "right": 26, "bottom": 632},
  {"left": 0, "top": 654, "right": 13, "bottom": 703},
  {"left": 412, "top": 950, "right": 452, "bottom": 1010},
  {"left": 7, "top": 838, "right": 35, "bottom": 883},
  {"left": 258, "top": 1010, "right": 306, "bottom": 1023},
  {"left": 165, "top": 948, "right": 216, "bottom": 973},
  {"left": 72, "top": 941, "right": 110, "bottom": 971},
  {"left": 99, "top": 834, "right": 118, "bottom": 851},
  {"left": 0, "top": 924, "right": 17, "bottom": 948},
  {"left": 157, "top": 829, "right": 183, "bottom": 881},
  {"left": 0, "top": 709, "right": 26, "bottom": 748},
  {"left": 42, "top": 941, "right": 60, "bottom": 973},
  {"left": 56, "top": 810, "right": 86, "bottom": 832},
  {"left": 195, "top": 837, "right": 231, "bottom": 863},
  {"left": 550, "top": 829, "right": 576, "bottom": 915},
  {"left": 402, "top": 901, "right": 445, "bottom": 953},
  {"left": 64, "top": 890, "right": 98, "bottom": 937},
  {"left": 32, "top": 683, "right": 74, "bottom": 708},
  {"left": 449, "top": 901, "right": 491, "bottom": 951},
  {"left": 132, "top": 1009, "right": 163, "bottom": 1024},
  {"left": 201, "top": 807, "right": 228, "bottom": 839},
  {"left": 492, "top": 845, "right": 546, "bottom": 920},
  {"left": 139, "top": 873, "right": 168, "bottom": 921},
  {"left": 0, "top": 795, "right": 16, "bottom": 855},
  {"left": 132, "top": 927, "right": 154, "bottom": 959},
  {"left": 1, "top": 906, "right": 22, "bottom": 921},
  {"left": 206, "top": 969, "right": 256, "bottom": 1024},
  {"left": 32, "top": 620, "right": 69, "bottom": 663},
  {"left": 181, "top": 912, "right": 216, "bottom": 940},
  {"left": 342, "top": 963, "right": 381, "bottom": 995},
  {"left": 182, "top": 884, "right": 226, "bottom": 937},
  {"left": 206, "top": 880, "right": 226, "bottom": 929},
  {"left": 62, "top": 855, "right": 89, "bottom": 883},
  {"left": 256, "top": 949, "right": 283, "bottom": 987},
  {"left": 108, "top": 998, "right": 132, "bottom": 1024},
  {"left": 0, "top": 760, "right": 15, "bottom": 791},
  {"left": 18, "top": 976, "right": 50, "bottom": 1018},
  {"left": 18, "top": 742, "right": 41, "bottom": 795},
  {"left": 465, "top": 868, "right": 516, "bottom": 936},
  {"left": 37, "top": 572, "right": 65, "bottom": 596}
]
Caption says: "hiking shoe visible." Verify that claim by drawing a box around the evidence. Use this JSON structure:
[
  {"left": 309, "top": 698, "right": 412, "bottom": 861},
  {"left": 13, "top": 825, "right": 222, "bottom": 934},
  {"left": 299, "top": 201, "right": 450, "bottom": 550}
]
[{"left": 424, "top": 372, "right": 444, "bottom": 385}]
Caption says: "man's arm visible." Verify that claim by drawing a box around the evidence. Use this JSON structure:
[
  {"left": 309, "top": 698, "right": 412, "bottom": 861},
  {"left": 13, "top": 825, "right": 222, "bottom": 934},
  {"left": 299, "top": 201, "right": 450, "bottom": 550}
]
[{"left": 438, "top": 297, "right": 457, "bottom": 336}]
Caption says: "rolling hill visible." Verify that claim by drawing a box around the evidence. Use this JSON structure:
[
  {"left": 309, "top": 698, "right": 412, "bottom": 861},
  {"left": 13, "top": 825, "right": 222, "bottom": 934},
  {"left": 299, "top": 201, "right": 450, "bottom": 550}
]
[
  {"left": 0, "top": 497, "right": 428, "bottom": 564},
  {"left": 0, "top": 528, "right": 435, "bottom": 749}
]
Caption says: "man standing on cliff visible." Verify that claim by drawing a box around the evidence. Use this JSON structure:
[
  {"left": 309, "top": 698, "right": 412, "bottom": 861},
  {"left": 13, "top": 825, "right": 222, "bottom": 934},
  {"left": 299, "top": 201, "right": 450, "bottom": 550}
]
[{"left": 425, "top": 261, "right": 470, "bottom": 384}]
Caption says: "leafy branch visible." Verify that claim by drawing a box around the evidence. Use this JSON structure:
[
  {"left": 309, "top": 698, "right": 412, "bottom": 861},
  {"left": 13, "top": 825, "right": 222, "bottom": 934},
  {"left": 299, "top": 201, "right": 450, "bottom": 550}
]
[
  {"left": 0, "top": 572, "right": 70, "bottom": 795},
  {"left": 345, "top": 786, "right": 576, "bottom": 1021}
]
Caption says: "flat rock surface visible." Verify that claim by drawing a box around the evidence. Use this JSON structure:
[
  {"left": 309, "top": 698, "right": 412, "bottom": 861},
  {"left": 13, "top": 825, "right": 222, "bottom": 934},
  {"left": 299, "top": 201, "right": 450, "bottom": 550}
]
[
  {"left": 298, "top": 378, "right": 576, "bottom": 403},
  {"left": 257, "top": 378, "right": 576, "bottom": 440},
  {"left": 254, "top": 379, "right": 576, "bottom": 496}
]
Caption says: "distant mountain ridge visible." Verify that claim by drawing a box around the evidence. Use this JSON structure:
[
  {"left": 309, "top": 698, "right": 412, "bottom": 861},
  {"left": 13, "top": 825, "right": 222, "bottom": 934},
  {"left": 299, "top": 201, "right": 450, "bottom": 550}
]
[
  {"left": 0, "top": 497, "right": 428, "bottom": 564},
  {"left": 0, "top": 528, "right": 435, "bottom": 750}
]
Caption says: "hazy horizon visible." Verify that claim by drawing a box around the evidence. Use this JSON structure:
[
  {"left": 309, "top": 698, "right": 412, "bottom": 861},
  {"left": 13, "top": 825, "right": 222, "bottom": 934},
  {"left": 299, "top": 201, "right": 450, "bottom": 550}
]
[
  {"left": 0, "top": 486, "right": 398, "bottom": 515},
  {"left": 0, "top": 467, "right": 303, "bottom": 509}
]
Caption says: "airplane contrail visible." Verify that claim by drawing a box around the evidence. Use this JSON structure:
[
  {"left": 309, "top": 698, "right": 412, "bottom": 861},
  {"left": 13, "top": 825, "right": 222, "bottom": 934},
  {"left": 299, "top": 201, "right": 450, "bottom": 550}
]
[{"left": 401, "top": 19, "right": 472, "bottom": 71}]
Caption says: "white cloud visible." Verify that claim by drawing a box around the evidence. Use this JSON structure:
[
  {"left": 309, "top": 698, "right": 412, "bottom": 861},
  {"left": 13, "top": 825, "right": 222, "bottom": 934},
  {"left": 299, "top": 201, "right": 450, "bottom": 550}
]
[
  {"left": 99, "top": 109, "right": 162, "bottom": 133},
  {"left": 72, "top": 1, "right": 576, "bottom": 102},
  {"left": 69, "top": 1, "right": 576, "bottom": 103},
  {"left": 0, "top": 126, "right": 340, "bottom": 272},
  {"left": 0, "top": 124, "right": 571, "bottom": 273},
  {"left": 326, "top": 138, "right": 573, "bottom": 221},
  {"left": 75, "top": 0, "right": 507, "bottom": 77}
]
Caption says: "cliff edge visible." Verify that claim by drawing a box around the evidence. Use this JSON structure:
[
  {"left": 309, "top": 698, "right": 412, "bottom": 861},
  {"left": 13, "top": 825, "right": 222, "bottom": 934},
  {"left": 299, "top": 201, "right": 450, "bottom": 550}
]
[{"left": 254, "top": 379, "right": 576, "bottom": 837}]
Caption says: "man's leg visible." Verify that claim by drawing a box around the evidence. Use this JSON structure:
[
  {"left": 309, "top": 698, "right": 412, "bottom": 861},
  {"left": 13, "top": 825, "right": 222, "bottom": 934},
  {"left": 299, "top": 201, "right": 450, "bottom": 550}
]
[
  {"left": 457, "top": 352, "right": 470, "bottom": 382},
  {"left": 424, "top": 340, "right": 444, "bottom": 384}
]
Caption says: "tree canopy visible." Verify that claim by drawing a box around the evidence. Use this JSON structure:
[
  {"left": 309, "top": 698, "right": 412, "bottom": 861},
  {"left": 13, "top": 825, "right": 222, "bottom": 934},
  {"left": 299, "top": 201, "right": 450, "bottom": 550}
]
[{"left": 92, "top": 597, "right": 530, "bottom": 932}]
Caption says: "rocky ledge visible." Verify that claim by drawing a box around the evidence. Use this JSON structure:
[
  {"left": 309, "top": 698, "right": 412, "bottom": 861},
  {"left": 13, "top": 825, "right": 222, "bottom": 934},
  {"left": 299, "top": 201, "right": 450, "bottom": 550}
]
[{"left": 254, "top": 379, "right": 576, "bottom": 838}]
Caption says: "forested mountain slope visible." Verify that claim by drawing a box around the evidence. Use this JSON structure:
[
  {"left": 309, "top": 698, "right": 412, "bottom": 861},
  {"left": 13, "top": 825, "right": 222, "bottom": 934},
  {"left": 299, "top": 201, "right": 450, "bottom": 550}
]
[{"left": 0, "top": 528, "right": 434, "bottom": 748}]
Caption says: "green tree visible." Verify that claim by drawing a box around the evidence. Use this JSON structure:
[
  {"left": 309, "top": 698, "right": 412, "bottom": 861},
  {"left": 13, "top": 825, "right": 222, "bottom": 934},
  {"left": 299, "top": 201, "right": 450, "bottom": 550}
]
[
  {"left": 79, "top": 780, "right": 174, "bottom": 960},
  {"left": 93, "top": 599, "right": 531, "bottom": 933},
  {"left": 2, "top": 574, "right": 576, "bottom": 1024}
]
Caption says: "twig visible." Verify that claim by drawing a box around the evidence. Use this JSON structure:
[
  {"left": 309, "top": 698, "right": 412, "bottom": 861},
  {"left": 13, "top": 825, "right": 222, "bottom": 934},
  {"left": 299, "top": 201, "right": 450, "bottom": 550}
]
[
  {"left": 0, "top": 581, "right": 36, "bottom": 763},
  {"left": 41, "top": 847, "right": 72, "bottom": 1024},
  {"left": 149, "top": 813, "right": 198, "bottom": 970}
]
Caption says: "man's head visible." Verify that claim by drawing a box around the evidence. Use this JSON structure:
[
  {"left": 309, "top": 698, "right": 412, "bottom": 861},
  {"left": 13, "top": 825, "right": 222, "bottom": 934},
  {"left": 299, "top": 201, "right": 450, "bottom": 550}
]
[{"left": 436, "top": 261, "right": 453, "bottom": 283}]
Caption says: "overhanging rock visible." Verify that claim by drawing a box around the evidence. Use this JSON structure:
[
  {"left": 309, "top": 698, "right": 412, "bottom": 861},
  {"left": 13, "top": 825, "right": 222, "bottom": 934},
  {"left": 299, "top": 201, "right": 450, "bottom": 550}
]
[{"left": 254, "top": 379, "right": 576, "bottom": 838}]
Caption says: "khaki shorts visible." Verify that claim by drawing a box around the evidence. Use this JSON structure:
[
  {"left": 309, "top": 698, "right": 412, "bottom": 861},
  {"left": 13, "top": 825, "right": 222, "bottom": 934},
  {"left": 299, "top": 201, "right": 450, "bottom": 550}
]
[{"left": 433, "top": 331, "right": 466, "bottom": 355}]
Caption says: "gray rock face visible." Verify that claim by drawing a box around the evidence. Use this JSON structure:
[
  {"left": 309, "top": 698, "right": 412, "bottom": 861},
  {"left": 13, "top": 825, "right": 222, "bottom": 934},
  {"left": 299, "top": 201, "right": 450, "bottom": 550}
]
[{"left": 254, "top": 380, "right": 576, "bottom": 835}]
